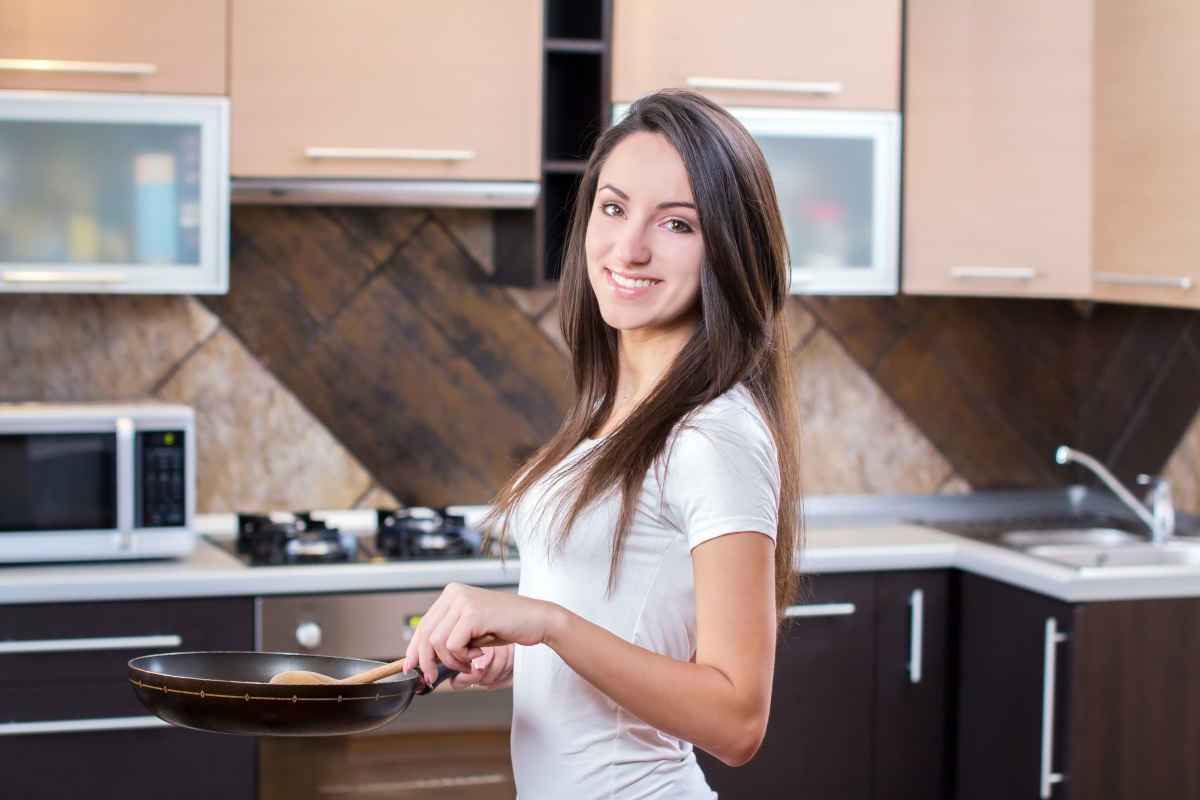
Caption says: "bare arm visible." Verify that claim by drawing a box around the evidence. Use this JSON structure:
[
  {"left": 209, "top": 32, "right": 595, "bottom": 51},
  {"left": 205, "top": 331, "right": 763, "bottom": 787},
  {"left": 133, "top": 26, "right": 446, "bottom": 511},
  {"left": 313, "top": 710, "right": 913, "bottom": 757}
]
[{"left": 543, "top": 531, "right": 777, "bottom": 766}]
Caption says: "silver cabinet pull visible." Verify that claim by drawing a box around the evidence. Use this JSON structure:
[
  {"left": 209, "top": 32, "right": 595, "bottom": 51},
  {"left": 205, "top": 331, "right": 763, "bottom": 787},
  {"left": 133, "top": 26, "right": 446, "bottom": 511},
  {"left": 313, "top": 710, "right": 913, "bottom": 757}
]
[
  {"left": 687, "top": 77, "right": 843, "bottom": 95},
  {"left": 0, "top": 58, "right": 156, "bottom": 76},
  {"left": 304, "top": 147, "right": 475, "bottom": 161},
  {"left": 318, "top": 773, "right": 508, "bottom": 794},
  {"left": 949, "top": 266, "right": 1038, "bottom": 281},
  {"left": 0, "top": 634, "right": 182, "bottom": 654},
  {"left": 0, "top": 716, "right": 170, "bottom": 736},
  {"left": 784, "top": 602, "right": 856, "bottom": 618},
  {"left": 908, "top": 589, "right": 924, "bottom": 684},
  {"left": 1095, "top": 272, "right": 1193, "bottom": 290},
  {"left": 1, "top": 271, "right": 128, "bottom": 284},
  {"left": 1040, "top": 618, "right": 1068, "bottom": 798}
]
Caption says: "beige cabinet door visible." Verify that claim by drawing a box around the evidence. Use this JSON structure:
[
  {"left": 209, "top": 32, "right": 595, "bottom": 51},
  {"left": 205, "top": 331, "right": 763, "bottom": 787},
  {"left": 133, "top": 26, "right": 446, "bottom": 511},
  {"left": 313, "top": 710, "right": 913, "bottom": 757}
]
[
  {"left": 1092, "top": 2, "right": 1200, "bottom": 309},
  {"left": 0, "top": 0, "right": 226, "bottom": 94},
  {"left": 612, "top": 0, "right": 900, "bottom": 111},
  {"left": 903, "top": 0, "right": 1093, "bottom": 299},
  {"left": 231, "top": 0, "right": 541, "bottom": 181}
]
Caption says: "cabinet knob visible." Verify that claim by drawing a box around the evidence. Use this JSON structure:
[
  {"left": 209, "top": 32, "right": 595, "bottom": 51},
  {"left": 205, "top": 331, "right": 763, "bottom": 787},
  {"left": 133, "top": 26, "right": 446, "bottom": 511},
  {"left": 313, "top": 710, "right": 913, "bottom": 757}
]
[{"left": 295, "top": 621, "right": 323, "bottom": 650}]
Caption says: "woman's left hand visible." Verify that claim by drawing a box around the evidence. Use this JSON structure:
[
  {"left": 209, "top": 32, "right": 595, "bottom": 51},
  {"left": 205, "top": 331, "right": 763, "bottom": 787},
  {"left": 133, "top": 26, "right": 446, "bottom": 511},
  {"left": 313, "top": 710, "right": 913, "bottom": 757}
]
[{"left": 401, "top": 582, "right": 561, "bottom": 686}]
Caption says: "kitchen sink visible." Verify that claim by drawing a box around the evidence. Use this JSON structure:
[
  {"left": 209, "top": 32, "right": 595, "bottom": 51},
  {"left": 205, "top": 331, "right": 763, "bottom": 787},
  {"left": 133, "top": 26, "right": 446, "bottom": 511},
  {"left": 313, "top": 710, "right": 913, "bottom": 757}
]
[
  {"left": 1024, "top": 540, "right": 1200, "bottom": 569},
  {"left": 999, "top": 528, "right": 1140, "bottom": 548}
]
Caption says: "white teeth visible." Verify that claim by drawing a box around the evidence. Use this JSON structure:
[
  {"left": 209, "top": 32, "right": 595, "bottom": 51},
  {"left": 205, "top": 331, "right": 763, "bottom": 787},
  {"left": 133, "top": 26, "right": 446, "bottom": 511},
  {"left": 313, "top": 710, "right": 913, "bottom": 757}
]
[{"left": 609, "top": 270, "right": 659, "bottom": 289}]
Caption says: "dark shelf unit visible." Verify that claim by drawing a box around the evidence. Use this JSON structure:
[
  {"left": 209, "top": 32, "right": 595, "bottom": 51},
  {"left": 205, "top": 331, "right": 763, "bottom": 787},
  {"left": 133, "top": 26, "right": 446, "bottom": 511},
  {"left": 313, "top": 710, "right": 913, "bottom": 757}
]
[{"left": 493, "top": 0, "right": 612, "bottom": 286}]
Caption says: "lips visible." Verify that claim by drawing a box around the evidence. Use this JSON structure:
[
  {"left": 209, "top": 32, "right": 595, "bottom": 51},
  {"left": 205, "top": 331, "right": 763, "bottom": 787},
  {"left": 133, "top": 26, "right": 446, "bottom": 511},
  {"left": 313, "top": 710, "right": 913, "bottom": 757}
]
[{"left": 604, "top": 268, "right": 662, "bottom": 297}]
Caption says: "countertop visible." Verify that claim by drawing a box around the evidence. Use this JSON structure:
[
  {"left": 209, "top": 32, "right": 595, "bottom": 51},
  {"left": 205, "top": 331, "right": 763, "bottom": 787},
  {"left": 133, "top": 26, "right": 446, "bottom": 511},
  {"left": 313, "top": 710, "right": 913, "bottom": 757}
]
[{"left": 4, "top": 489, "right": 1200, "bottom": 605}]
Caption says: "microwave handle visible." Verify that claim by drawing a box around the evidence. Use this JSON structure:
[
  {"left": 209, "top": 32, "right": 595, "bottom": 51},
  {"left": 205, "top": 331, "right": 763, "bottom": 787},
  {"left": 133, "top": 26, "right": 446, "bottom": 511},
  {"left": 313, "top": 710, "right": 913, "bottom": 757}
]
[{"left": 116, "top": 416, "right": 135, "bottom": 551}]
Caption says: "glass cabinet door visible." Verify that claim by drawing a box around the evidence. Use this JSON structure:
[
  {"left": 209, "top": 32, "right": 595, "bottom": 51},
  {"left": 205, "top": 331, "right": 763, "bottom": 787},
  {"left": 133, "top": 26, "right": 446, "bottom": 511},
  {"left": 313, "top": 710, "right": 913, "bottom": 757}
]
[
  {"left": 613, "top": 104, "right": 900, "bottom": 295},
  {"left": 0, "top": 90, "right": 228, "bottom": 294}
]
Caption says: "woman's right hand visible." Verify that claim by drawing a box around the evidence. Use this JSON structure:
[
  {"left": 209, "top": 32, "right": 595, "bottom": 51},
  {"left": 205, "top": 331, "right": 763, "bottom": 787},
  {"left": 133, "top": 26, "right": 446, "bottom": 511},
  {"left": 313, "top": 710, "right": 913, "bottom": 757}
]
[{"left": 447, "top": 644, "right": 514, "bottom": 690}]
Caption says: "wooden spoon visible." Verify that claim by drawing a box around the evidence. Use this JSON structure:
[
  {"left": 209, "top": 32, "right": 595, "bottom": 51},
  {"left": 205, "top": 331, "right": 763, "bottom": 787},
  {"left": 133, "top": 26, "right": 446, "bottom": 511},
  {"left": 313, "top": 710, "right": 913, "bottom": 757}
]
[{"left": 268, "top": 634, "right": 503, "bottom": 685}]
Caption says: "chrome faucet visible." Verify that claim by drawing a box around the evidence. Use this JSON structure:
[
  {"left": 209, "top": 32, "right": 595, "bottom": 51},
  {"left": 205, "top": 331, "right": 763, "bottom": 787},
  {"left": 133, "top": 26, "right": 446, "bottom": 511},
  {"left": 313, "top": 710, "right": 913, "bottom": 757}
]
[{"left": 1055, "top": 446, "right": 1174, "bottom": 545}]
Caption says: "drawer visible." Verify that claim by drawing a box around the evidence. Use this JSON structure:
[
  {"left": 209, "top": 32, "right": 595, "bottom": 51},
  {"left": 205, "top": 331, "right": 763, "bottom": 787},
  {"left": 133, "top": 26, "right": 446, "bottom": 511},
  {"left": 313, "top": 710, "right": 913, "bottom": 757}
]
[
  {"left": 0, "top": 725, "right": 254, "bottom": 799},
  {"left": 0, "top": 597, "right": 253, "bottom": 683}
]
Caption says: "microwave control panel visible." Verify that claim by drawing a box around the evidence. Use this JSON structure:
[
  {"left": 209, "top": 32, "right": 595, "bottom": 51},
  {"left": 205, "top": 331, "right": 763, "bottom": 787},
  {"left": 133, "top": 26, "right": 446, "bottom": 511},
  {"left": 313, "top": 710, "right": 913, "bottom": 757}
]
[{"left": 137, "top": 430, "right": 186, "bottom": 527}]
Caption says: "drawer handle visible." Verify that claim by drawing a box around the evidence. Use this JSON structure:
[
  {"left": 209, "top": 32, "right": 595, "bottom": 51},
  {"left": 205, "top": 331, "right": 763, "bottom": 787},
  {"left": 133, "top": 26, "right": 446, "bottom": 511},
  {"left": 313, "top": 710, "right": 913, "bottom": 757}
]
[
  {"left": 784, "top": 602, "right": 856, "bottom": 618},
  {"left": 318, "top": 773, "right": 508, "bottom": 794},
  {"left": 0, "top": 58, "right": 157, "bottom": 76},
  {"left": 0, "top": 715, "right": 170, "bottom": 736},
  {"left": 949, "top": 266, "right": 1038, "bottom": 281},
  {"left": 0, "top": 634, "right": 182, "bottom": 655},
  {"left": 2, "top": 270, "right": 129, "bottom": 284},
  {"left": 1095, "top": 272, "right": 1193, "bottom": 290},
  {"left": 908, "top": 589, "right": 924, "bottom": 684},
  {"left": 304, "top": 147, "right": 476, "bottom": 161},
  {"left": 1040, "top": 618, "right": 1069, "bottom": 798},
  {"left": 687, "top": 76, "right": 843, "bottom": 95}
]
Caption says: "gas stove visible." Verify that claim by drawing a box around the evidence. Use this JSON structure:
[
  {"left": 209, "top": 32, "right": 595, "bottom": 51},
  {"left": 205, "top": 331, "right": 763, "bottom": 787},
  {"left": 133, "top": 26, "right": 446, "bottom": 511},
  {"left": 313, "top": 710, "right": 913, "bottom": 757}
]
[{"left": 201, "top": 506, "right": 503, "bottom": 566}]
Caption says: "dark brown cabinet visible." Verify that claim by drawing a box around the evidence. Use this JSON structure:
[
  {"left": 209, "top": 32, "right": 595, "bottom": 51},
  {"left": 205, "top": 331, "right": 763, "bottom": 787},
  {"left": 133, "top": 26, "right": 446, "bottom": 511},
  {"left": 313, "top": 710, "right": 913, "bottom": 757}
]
[
  {"left": 0, "top": 597, "right": 256, "bottom": 799},
  {"left": 956, "top": 572, "right": 1200, "bottom": 800},
  {"left": 698, "top": 569, "right": 951, "bottom": 800}
]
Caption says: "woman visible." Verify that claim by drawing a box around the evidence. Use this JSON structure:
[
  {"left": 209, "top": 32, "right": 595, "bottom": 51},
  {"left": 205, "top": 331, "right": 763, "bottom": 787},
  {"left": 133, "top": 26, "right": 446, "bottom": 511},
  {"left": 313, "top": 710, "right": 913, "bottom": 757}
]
[{"left": 402, "top": 88, "right": 804, "bottom": 799}]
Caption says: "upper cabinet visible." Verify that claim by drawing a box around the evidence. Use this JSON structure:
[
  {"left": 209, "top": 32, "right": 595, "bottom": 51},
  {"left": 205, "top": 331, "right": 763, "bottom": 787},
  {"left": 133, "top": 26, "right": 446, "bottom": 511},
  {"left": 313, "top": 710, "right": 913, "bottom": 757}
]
[
  {"left": 903, "top": 0, "right": 1093, "bottom": 300},
  {"left": 1092, "top": 3, "right": 1200, "bottom": 309},
  {"left": 612, "top": 0, "right": 901, "bottom": 111},
  {"left": 0, "top": 0, "right": 226, "bottom": 95},
  {"left": 905, "top": 0, "right": 1200, "bottom": 308},
  {"left": 230, "top": 0, "right": 542, "bottom": 181}
]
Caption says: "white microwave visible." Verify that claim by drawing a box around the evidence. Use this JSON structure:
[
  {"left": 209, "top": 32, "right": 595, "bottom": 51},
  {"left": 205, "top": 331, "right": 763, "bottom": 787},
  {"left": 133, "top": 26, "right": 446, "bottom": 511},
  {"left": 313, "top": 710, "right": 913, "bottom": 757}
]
[
  {"left": 613, "top": 103, "right": 900, "bottom": 295},
  {"left": 0, "top": 90, "right": 229, "bottom": 294},
  {"left": 0, "top": 402, "right": 196, "bottom": 563}
]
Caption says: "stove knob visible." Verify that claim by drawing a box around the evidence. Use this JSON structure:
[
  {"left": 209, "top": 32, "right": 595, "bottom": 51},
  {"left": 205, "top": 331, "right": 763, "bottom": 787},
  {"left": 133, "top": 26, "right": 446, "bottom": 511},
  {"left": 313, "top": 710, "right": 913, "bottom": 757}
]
[{"left": 295, "top": 621, "right": 323, "bottom": 650}]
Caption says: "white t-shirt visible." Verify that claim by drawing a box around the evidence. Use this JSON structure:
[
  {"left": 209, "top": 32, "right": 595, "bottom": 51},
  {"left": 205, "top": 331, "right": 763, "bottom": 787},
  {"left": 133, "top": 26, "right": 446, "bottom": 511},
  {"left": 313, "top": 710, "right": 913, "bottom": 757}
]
[{"left": 509, "top": 384, "right": 781, "bottom": 800}]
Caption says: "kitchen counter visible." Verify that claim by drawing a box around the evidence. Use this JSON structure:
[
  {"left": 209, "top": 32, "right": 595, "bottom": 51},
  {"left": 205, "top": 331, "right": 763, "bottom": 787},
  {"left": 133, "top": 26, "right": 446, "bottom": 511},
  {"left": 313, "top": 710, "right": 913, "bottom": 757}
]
[{"left": 4, "top": 497, "right": 1200, "bottom": 604}]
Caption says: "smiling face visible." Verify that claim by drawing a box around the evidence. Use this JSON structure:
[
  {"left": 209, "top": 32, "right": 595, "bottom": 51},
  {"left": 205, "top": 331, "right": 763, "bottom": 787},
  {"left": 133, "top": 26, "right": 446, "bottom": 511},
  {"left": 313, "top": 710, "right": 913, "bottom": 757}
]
[{"left": 584, "top": 131, "right": 705, "bottom": 338}]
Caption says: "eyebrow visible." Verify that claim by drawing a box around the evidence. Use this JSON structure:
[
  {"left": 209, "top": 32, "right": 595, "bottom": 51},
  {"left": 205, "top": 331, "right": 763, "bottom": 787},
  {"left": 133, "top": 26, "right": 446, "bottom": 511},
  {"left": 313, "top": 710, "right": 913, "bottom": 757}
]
[{"left": 598, "top": 183, "right": 696, "bottom": 211}]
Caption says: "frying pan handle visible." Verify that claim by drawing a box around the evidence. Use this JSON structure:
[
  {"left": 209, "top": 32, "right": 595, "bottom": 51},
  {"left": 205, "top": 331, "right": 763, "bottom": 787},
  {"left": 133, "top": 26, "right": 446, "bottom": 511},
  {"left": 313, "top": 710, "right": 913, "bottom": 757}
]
[{"left": 415, "top": 663, "right": 457, "bottom": 695}]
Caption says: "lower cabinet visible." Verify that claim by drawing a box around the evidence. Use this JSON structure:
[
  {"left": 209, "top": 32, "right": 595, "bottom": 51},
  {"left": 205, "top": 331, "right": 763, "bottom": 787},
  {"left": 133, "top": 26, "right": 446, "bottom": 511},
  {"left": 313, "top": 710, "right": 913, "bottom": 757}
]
[
  {"left": 956, "top": 572, "right": 1200, "bottom": 800},
  {"left": 0, "top": 596, "right": 256, "bottom": 799},
  {"left": 697, "top": 570, "right": 951, "bottom": 800}
]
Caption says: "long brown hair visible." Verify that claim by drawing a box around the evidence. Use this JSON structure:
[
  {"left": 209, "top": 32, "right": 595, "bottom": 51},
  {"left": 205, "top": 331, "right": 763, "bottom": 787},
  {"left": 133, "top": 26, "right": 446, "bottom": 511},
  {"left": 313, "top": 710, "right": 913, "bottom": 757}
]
[{"left": 481, "top": 89, "right": 805, "bottom": 622}]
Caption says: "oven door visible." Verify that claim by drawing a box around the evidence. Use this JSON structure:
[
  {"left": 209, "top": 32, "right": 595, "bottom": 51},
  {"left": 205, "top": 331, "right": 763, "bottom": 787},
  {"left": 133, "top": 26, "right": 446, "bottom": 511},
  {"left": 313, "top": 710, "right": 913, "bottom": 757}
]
[{"left": 258, "top": 589, "right": 516, "bottom": 800}]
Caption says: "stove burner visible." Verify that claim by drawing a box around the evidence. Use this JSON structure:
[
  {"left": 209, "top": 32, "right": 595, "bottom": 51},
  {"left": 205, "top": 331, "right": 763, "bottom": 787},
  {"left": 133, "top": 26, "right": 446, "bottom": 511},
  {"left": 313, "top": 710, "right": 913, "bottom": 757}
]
[
  {"left": 236, "top": 511, "right": 356, "bottom": 565},
  {"left": 376, "top": 507, "right": 476, "bottom": 559}
]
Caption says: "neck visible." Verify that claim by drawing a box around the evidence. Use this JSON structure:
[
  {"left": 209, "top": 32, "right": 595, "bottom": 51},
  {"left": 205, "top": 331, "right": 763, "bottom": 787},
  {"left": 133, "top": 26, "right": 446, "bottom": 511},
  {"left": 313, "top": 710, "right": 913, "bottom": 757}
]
[{"left": 614, "top": 316, "right": 697, "bottom": 405}]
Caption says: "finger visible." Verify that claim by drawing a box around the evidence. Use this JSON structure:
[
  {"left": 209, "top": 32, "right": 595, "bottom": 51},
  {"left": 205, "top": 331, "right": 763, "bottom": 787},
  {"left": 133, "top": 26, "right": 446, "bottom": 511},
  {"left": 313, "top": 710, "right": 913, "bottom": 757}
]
[
  {"left": 427, "top": 609, "right": 472, "bottom": 677},
  {"left": 444, "top": 611, "right": 483, "bottom": 664}
]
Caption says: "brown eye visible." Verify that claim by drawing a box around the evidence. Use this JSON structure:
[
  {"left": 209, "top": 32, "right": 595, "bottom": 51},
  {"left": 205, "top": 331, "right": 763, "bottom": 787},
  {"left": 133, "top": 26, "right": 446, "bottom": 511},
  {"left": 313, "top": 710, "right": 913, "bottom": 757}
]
[
  {"left": 665, "top": 218, "right": 694, "bottom": 234},
  {"left": 600, "top": 202, "right": 622, "bottom": 217}
]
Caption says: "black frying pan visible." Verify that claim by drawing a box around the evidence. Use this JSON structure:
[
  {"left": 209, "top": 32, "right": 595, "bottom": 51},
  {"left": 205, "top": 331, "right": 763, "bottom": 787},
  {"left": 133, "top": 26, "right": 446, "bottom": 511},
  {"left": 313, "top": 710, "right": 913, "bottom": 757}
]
[{"left": 128, "top": 651, "right": 457, "bottom": 737}]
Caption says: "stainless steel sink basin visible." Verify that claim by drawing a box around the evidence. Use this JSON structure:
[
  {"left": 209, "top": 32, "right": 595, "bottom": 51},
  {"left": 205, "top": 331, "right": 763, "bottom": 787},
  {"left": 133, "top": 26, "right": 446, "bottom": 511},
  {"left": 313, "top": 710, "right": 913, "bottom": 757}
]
[
  {"left": 1025, "top": 540, "right": 1200, "bottom": 569},
  {"left": 999, "top": 528, "right": 1141, "bottom": 548}
]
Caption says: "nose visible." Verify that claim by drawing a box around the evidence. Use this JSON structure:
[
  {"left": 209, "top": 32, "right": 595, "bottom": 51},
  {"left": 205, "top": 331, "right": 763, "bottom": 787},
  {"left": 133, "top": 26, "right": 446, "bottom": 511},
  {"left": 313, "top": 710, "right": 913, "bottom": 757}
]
[{"left": 612, "top": 223, "right": 651, "bottom": 268}]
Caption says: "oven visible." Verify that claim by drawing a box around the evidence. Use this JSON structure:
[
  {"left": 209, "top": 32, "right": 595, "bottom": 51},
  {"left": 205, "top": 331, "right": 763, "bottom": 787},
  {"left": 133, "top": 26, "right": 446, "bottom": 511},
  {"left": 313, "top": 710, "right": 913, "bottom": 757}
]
[{"left": 256, "top": 588, "right": 516, "bottom": 800}]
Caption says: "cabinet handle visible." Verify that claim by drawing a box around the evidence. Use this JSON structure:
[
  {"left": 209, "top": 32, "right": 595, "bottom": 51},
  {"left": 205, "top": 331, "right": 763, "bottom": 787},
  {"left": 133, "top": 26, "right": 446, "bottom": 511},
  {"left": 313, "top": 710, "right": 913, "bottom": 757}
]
[
  {"left": 2, "top": 270, "right": 128, "bottom": 284},
  {"left": 318, "top": 773, "right": 508, "bottom": 794},
  {"left": 949, "top": 266, "right": 1038, "bottom": 281},
  {"left": 908, "top": 589, "right": 924, "bottom": 684},
  {"left": 783, "top": 602, "right": 856, "bottom": 618},
  {"left": 0, "top": 715, "right": 170, "bottom": 736},
  {"left": 0, "top": 58, "right": 156, "bottom": 76},
  {"left": 304, "top": 147, "right": 476, "bottom": 161},
  {"left": 0, "top": 634, "right": 182, "bottom": 654},
  {"left": 1095, "top": 272, "right": 1193, "bottom": 290},
  {"left": 1040, "top": 618, "right": 1069, "bottom": 799},
  {"left": 687, "top": 76, "right": 843, "bottom": 96}
]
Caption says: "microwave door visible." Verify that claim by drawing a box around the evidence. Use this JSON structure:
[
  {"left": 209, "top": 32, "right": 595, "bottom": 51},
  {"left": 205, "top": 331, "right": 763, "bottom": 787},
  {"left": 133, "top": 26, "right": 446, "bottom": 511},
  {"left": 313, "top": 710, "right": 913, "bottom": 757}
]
[
  {"left": 0, "top": 429, "right": 118, "bottom": 535},
  {"left": 116, "top": 416, "right": 135, "bottom": 552}
]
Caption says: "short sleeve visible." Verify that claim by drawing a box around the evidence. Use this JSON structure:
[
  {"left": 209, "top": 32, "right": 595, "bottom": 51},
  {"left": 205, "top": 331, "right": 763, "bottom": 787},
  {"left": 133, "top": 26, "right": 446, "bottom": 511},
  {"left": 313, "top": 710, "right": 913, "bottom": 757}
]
[{"left": 660, "top": 408, "right": 780, "bottom": 550}]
